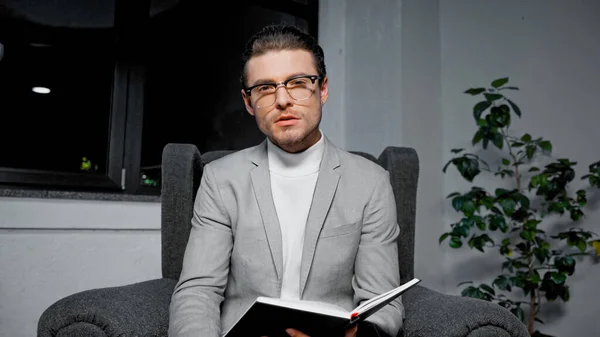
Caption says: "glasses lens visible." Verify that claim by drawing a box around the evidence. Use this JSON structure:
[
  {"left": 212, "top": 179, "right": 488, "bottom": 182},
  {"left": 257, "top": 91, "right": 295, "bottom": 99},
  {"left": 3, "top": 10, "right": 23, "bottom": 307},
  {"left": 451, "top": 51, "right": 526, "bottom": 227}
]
[
  {"left": 286, "top": 77, "right": 315, "bottom": 100},
  {"left": 252, "top": 84, "right": 275, "bottom": 108},
  {"left": 251, "top": 77, "right": 318, "bottom": 108}
]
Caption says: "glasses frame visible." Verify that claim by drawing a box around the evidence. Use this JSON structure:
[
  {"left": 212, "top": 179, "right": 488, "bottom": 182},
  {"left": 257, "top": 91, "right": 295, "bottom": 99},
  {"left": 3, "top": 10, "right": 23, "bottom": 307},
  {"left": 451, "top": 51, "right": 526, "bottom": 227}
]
[{"left": 244, "top": 74, "right": 322, "bottom": 107}]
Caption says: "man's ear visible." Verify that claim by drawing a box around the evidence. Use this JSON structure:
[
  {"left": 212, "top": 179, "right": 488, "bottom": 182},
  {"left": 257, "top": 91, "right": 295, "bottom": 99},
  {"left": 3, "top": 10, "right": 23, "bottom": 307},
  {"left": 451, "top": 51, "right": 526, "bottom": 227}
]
[
  {"left": 241, "top": 89, "right": 255, "bottom": 116},
  {"left": 319, "top": 76, "right": 329, "bottom": 106}
]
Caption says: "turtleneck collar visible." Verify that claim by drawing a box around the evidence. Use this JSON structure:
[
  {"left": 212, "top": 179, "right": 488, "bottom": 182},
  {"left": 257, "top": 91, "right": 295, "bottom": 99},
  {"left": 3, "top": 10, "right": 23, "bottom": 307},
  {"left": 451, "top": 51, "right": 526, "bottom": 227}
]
[{"left": 266, "top": 131, "right": 325, "bottom": 177}]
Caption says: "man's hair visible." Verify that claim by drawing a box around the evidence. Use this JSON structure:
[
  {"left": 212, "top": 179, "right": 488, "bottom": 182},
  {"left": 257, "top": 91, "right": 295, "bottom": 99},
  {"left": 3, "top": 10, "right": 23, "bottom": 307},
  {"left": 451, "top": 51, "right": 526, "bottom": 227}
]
[{"left": 240, "top": 24, "right": 326, "bottom": 88}]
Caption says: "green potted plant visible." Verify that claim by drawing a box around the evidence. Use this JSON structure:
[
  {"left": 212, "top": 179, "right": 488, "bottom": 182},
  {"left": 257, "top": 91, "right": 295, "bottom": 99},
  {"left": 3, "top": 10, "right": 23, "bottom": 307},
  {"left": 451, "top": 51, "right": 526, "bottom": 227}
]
[{"left": 440, "top": 77, "right": 600, "bottom": 336}]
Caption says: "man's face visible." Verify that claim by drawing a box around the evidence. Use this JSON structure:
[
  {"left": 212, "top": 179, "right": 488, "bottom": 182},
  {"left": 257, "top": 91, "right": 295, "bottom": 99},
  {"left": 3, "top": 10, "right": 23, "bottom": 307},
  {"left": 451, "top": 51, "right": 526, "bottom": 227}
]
[{"left": 241, "top": 49, "right": 328, "bottom": 153}]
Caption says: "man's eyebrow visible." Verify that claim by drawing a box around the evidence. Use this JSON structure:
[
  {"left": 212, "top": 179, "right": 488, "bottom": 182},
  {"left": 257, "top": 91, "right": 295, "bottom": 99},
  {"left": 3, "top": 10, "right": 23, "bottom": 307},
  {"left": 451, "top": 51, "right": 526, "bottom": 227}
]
[{"left": 249, "top": 72, "right": 311, "bottom": 87}]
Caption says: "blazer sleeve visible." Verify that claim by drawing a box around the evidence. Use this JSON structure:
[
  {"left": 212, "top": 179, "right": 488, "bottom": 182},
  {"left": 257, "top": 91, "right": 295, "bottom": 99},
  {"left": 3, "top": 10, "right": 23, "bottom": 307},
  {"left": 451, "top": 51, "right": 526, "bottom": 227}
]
[
  {"left": 352, "top": 170, "right": 404, "bottom": 337},
  {"left": 168, "top": 163, "right": 233, "bottom": 337}
]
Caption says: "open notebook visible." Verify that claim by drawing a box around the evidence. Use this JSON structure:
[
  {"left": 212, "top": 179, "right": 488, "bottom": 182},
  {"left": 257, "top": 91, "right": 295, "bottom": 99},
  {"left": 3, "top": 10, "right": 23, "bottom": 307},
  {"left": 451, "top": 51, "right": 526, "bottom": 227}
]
[{"left": 223, "top": 278, "right": 420, "bottom": 337}]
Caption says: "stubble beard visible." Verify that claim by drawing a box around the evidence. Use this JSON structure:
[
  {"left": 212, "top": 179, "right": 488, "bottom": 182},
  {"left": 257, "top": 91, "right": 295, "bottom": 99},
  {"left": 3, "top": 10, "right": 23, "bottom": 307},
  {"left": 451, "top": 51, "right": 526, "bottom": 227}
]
[
  {"left": 260, "top": 106, "right": 322, "bottom": 153},
  {"left": 270, "top": 120, "right": 321, "bottom": 153},
  {"left": 270, "top": 126, "right": 306, "bottom": 151}
]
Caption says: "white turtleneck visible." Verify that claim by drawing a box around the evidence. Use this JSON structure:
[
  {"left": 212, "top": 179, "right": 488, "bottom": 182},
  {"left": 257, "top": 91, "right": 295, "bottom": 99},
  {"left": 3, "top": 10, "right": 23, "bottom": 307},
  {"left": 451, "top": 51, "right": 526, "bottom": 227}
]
[{"left": 267, "top": 132, "right": 325, "bottom": 300}]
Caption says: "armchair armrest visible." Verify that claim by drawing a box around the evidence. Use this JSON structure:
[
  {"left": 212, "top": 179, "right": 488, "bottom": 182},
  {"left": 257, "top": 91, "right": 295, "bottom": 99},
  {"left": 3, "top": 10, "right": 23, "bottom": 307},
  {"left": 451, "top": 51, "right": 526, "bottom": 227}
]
[
  {"left": 402, "top": 285, "right": 530, "bottom": 337},
  {"left": 38, "top": 278, "right": 177, "bottom": 337}
]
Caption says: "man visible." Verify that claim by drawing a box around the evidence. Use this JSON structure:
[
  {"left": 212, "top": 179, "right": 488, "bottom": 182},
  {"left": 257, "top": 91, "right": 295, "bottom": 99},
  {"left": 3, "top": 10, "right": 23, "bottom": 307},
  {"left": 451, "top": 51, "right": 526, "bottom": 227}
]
[{"left": 168, "top": 24, "right": 404, "bottom": 337}]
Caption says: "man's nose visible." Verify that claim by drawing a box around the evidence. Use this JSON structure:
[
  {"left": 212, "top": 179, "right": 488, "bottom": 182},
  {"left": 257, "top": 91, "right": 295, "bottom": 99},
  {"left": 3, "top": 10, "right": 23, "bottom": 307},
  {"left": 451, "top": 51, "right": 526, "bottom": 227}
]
[{"left": 274, "top": 85, "right": 293, "bottom": 109}]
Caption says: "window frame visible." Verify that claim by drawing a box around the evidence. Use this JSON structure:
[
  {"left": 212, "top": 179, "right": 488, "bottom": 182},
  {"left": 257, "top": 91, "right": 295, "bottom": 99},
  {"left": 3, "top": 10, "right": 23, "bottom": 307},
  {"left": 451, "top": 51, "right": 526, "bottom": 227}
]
[{"left": 0, "top": 0, "right": 320, "bottom": 197}]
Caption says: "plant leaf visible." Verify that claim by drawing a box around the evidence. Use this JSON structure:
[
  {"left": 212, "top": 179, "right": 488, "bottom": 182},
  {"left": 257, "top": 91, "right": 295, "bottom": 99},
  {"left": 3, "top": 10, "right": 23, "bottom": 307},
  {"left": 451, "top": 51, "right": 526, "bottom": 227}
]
[
  {"left": 462, "top": 200, "right": 476, "bottom": 216},
  {"left": 539, "top": 140, "right": 553, "bottom": 152},
  {"left": 499, "top": 198, "right": 517, "bottom": 216},
  {"left": 491, "top": 77, "right": 509, "bottom": 88},
  {"left": 554, "top": 256, "right": 576, "bottom": 275},
  {"left": 450, "top": 236, "right": 463, "bottom": 248},
  {"left": 510, "top": 307, "right": 525, "bottom": 322},
  {"left": 446, "top": 192, "right": 461, "bottom": 199},
  {"left": 452, "top": 196, "right": 465, "bottom": 212},
  {"left": 520, "top": 230, "right": 535, "bottom": 241},
  {"left": 473, "top": 101, "right": 492, "bottom": 120},
  {"left": 592, "top": 240, "right": 600, "bottom": 256},
  {"left": 490, "top": 215, "right": 507, "bottom": 232},
  {"left": 551, "top": 272, "right": 566, "bottom": 284},
  {"left": 484, "top": 93, "right": 504, "bottom": 102},
  {"left": 526, "top": 145, "right": 536, "bottom": 160},
  {"left": 454, "top": 157, "right": 481, "bottom": 182},
  {"left": 571, "top": 209, "right": 584, "bottom": 221},
  {"left": 492, "top": 132, "right": 504, "bottom": 150},
  {"left": 439, "top": 233, "right": 450, "bottom": 244},
  {"left": 507, "top": 98, "right": 522, "bottom": 117},
  {"left": 472, "top": 130, "right": 484, "bottom": 146},
  {"left": 442, "top": 159, "right": 453, "bottom": 173},
  {"left": 465, "top": 88, "right": 486, "bottom": 95},
  {"left": 480, "top": 283, "right": 496, "bottom": 295},
  {"left": 495, "top": 188, "right": 511, "bottom": 197},
  {"left": 493, "top": 275, "right": 512, "bottom": 291}
]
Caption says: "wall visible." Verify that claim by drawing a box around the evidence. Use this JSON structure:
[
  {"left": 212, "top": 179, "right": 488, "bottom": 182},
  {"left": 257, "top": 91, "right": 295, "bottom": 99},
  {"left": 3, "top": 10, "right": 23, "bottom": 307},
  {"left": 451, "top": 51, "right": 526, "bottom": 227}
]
[
  {"left": 398, "top": 0, "right": 445, "bottom": 293},
  {"left": 317, "top": 0, "right": 347, "bottom": 149},
  {"left": 320, "top": 0, "right": 600, "bottom": 335},
  {"left": 0, "top": 197, "right": 161, "bottom": 337},
  {"left": 439, "top": 1, "right": 600, "bottom": 335},
  {"left": 320, "top": 0, "right": 403, "bottom": 154}
]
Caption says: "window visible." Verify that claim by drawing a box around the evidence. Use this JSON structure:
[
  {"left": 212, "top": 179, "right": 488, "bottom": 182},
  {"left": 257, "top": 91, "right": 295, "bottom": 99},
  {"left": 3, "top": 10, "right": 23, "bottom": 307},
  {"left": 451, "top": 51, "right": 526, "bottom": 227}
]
[
  {"left": 0, "top": 0, "right": 319, "bottom": 196},
  {"left": 137, "top": 0, "right": 318, "bottom": 194},
  {"left": 0, "top": 0, "right": 124, "bottom": 191}
]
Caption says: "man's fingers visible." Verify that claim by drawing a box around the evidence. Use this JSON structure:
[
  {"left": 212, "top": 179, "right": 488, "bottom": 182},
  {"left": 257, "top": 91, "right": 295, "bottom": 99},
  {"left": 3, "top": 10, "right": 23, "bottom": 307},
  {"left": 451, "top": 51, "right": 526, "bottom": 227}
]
[
  {"left": 284, "top": 326, "right": 357, "bottom": 337},
  {"left": 286, "top": 328, "right": 309, "bottom": 336},
  {"left": 345, "top": 325, "right": 358, "bottom": 337}
]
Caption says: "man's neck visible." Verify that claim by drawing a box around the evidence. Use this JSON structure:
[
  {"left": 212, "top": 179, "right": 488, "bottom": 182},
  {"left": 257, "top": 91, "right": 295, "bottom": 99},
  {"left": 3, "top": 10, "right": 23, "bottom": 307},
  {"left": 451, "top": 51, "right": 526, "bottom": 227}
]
[
  {"left": 274, "top": 129, "right": 322, "bottom": 154},
  {"left": 266, "top": 131, "right": 324, "bottom": 177}
]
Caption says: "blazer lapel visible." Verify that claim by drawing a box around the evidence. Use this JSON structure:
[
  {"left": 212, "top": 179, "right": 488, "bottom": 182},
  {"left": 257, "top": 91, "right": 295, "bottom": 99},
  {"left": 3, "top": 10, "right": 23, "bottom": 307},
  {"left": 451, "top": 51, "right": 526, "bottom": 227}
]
[
  {"left": 249, "top": 141, "right": 284, "bottom": 281},
  {"left": 299, "top": 137, "right": 341, "bottom": 297}
]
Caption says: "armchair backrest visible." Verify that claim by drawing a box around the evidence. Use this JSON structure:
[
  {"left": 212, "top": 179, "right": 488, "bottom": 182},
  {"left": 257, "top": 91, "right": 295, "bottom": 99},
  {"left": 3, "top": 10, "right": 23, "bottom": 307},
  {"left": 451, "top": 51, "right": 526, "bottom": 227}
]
[{"left": 160, "top": 143, "right": 419, "bottom": 284}]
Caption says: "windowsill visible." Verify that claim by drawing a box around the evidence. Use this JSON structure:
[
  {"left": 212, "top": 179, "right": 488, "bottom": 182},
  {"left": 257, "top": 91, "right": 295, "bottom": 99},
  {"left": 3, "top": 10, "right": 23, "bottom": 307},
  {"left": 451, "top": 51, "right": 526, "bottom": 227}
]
[{"left": 0, "top": 187, "right": 160, "bottom": 203}]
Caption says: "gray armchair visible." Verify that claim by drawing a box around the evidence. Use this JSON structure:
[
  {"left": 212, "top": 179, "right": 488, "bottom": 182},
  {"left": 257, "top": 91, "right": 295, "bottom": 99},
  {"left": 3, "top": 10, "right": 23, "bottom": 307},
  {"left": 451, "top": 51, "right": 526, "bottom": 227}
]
[{"left": 37, "top": 143, "right": 530, "bottom": 337}]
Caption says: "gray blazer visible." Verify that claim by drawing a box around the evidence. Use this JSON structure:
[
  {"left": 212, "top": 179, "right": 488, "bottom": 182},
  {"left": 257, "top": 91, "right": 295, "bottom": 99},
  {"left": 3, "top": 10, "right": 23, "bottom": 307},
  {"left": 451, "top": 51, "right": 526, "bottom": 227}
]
[{"left": 168, "top": 136, "right": 404, "bottom": 337}]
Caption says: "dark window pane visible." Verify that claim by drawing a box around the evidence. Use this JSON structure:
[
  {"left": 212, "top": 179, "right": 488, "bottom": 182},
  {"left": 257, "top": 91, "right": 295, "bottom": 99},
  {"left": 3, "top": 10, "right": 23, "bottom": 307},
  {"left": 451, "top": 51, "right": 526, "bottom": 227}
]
[
  {"left": 0, "top": 0, "right": 116, "bottom": 174},
  {"left": 140, "top": 1, "right": 311, "bottom": 189}
]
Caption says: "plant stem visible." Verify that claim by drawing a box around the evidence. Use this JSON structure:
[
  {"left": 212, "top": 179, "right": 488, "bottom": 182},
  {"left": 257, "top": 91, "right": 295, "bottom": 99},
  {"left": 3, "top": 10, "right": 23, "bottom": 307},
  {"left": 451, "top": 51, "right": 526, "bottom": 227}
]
[
  {"left": 528, "top": 288, "right": 536, "bottom": 334},
  {"left": 501, "top": 128, "right": 522, "bottom": 192},
  {"left": 526, "top": 253, "right": 538, "bottom": 334},
  {"left": 502, "top": 126, "right": 536, "bottom": 332}
]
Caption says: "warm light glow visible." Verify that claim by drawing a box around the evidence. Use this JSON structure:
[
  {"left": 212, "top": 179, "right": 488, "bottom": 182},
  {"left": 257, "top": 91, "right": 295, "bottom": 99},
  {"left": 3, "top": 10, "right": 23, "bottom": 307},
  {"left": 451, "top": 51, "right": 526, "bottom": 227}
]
[{"left": 32, "top": 86, "right": 51, "bottom": 94}]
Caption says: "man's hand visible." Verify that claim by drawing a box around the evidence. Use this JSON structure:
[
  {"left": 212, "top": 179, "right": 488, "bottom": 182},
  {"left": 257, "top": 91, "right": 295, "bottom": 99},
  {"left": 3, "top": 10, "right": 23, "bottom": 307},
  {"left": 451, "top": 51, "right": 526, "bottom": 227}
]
[{"left": 284, "top": 326, "right": 358, "bottom": 337}]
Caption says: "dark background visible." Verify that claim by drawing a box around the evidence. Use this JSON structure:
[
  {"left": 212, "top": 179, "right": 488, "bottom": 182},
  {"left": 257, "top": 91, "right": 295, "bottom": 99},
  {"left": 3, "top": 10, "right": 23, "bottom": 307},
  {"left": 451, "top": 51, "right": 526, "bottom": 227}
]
[{"left": 0, "top": 0, "right": 317, "bottom": 193}]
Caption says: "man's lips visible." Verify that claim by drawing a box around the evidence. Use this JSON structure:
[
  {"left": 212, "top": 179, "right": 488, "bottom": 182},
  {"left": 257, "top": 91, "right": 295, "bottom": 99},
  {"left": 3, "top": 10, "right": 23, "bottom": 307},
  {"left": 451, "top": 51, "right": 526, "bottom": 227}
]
[
  {"left": 275, "top": 115, "right": 299, "bottom": 126},
  {"left": 276, "top": 115, "right": 299, "bottom": 122}
]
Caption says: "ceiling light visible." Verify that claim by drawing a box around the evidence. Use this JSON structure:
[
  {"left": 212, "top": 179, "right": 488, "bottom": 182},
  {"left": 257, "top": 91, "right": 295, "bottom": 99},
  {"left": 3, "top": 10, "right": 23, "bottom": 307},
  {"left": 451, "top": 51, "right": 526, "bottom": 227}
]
[
  {"left": 32, "top": 87, "right": 51, "bottom": 94},
  {"left": 29, "top": 43, "right": 52, "bottom": 48}
]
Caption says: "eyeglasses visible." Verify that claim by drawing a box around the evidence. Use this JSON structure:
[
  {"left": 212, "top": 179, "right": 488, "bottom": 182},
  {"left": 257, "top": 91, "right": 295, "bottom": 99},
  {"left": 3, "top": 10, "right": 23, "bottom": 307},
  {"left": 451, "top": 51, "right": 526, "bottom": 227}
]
[{"left": 244, "top": 75, "right": 322, "bottom": 109}]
